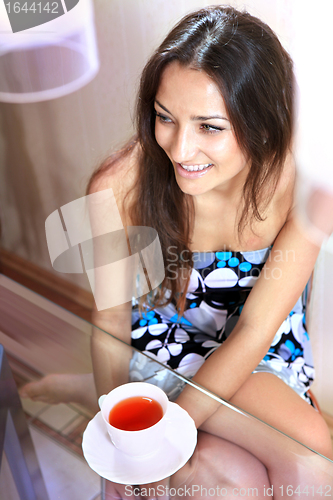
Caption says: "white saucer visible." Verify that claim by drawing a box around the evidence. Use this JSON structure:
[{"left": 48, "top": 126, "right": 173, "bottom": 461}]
[{"left": 82, "top": 402, "right": 197, "bottom": 485}]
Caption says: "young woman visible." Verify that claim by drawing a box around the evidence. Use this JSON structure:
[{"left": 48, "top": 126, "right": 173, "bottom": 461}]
[
  {"left": 85, "top": 6, "right": 332, "bottom": 497},
  {"left": 21, "top": 5, "right": 332, "bottom": 497}
]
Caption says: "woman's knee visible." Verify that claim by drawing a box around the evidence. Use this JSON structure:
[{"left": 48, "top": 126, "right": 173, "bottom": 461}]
[
  {"left": 230, "top": 373, "right": 332, "bottom": 459},
  {"left": 304, "top": 411, "right": 332, "bottom": 459},
  {"left": 171, "top": 431, "right": 269, "bottom": 496}
]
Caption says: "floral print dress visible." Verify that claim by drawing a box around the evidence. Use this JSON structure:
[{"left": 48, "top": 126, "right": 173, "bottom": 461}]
[{"left": 130, "top": 247, "right": 315, "bottom": 404}]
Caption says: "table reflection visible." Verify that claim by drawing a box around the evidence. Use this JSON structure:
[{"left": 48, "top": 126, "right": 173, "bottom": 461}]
[{"left": 0, "top": 274, "right": 332, "bottom": 500}]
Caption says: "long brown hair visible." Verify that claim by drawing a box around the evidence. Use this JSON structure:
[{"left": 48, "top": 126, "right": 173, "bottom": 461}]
[{"left": 89, "top": 6, "right": 294, "bottom": 311}]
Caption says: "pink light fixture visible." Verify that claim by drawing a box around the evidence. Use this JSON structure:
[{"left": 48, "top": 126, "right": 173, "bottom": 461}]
[{"left": 0, "top": 0, "right": 99, "bottom": 102}]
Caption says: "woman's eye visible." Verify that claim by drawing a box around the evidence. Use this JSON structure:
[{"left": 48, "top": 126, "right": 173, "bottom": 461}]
[
  {"left": 154, "top": 111, "right": 172, "bottom": 124},
  {"left": 201, "top": 123, "right": 223, "bottom": 133}
]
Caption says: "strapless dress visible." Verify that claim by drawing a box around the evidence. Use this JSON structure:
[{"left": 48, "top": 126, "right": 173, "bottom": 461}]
[{"left": 130, "top": 247, "right": 314, "bottom": 404}]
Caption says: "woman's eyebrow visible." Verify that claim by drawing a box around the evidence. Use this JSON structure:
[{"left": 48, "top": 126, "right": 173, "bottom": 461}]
[
  {"left": 193, "top": 114, "right": 229, "bottom": 122},
  {"left": 155, "top": 100, "right": 172, "bottom": 115},
  {"left": 154, "top": 99, "right": 229, "bottom": 122}
]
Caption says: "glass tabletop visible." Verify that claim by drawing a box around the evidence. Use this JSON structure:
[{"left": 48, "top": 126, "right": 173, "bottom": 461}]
[{"left": 1, "top": 273, "right": 333, "bottom": 500}]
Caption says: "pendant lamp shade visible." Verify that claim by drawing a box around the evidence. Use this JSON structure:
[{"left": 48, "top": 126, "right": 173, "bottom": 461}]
[{"left": 0, "top": 0, "right": 99, "bottom": 102}]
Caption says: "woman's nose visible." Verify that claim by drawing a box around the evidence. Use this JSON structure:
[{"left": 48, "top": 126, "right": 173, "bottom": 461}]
[{"left": 170, "top": 126, "right": 198, "bottom": 164}]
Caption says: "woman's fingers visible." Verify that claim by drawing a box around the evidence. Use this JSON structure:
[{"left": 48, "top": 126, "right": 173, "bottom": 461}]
[{"left": 137, "top": 477, "right": 170, "bottom": 500}]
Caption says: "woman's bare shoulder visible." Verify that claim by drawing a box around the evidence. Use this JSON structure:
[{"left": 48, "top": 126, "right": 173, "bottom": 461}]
[
  {"left": 271, "top": 150, "right": 296, "bottom": 216},
  {"left": 89, "top": 141, "right": 140, "bottom": 195},
  {"left": 257, "top": 151, "right": 296, "bottom": 240},
  {"left": 88, "top": 141, "right": 141, "bottom": 224},
  {"left": 276, "top": 151, "right": 296, "bottom": 198}
]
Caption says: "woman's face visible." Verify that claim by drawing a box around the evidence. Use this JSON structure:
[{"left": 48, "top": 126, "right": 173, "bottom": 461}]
[{"left": 154, "top": 62, "right": 249, "bottom": 199}]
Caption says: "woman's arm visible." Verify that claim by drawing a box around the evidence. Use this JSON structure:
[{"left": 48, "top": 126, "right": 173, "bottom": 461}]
[
  {"left": 176, "top": 212, "right": 321, "bottom": 427},
  {"left": 91, "top": 304, "right": 132, "bottom": 397},
  {"left": 88, "top": 149, "right": 138, "bottom": 397}
]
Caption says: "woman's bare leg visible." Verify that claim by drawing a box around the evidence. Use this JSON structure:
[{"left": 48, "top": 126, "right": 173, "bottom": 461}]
[{"left": 200, "top": 372, "right": 333, "bottom": 498}]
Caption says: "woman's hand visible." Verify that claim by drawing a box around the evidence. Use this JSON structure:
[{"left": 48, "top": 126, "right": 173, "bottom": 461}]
[
  {"left": 104, "top": 480, "right": 141, "bottom": 499},
  {"left": 134, "top": 478, "right": 170, "bottom": 500},
  {"left": 104, "top": 478, "right": 169, "bottom": 500}
]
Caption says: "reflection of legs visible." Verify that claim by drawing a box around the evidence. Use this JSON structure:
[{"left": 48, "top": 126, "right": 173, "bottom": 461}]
[
  {"left": 200, "top": 372, "right": 333, "bottom": 498},
  {"left": 104, "top": 430, "right": 269, "bottom": 500},
  {"left": 19, "top": 373, "right": 98, "bottom": 413},
  {"left": 170, "top": 430, "right": 269, "bottom": 499},
  {"left": 18, "top": 328, "right": 131, "bottom": 414}
]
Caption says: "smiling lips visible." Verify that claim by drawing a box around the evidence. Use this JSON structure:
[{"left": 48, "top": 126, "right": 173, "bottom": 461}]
[
  {"left": 175, "top": 162, "right": 214, "bottom": 179},
  {"left": 180, "top": 163, "right": 212, "bottom": 172}
]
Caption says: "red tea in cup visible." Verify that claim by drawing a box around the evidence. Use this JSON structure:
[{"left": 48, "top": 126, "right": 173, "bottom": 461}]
[
  {"left": 109, "top": 396, "right": 163, "bottom": 431},
  {"left": 99, "top": 382, "right": 169, "bottom": 456}
]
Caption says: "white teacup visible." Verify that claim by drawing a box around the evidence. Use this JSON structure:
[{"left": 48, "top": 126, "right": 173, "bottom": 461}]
[{"left": 98, "top": 382, "right": 169, "bottom": 457}]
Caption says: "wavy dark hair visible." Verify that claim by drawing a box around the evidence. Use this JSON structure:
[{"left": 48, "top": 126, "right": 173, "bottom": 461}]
[{"left": 89, "top": 5, "right": 294, "bottom": 311}]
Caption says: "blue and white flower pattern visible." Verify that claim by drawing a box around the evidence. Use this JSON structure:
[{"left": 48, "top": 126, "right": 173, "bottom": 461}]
[{"left": 131, "top": 247, "right": 315, "bottom": 404}]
